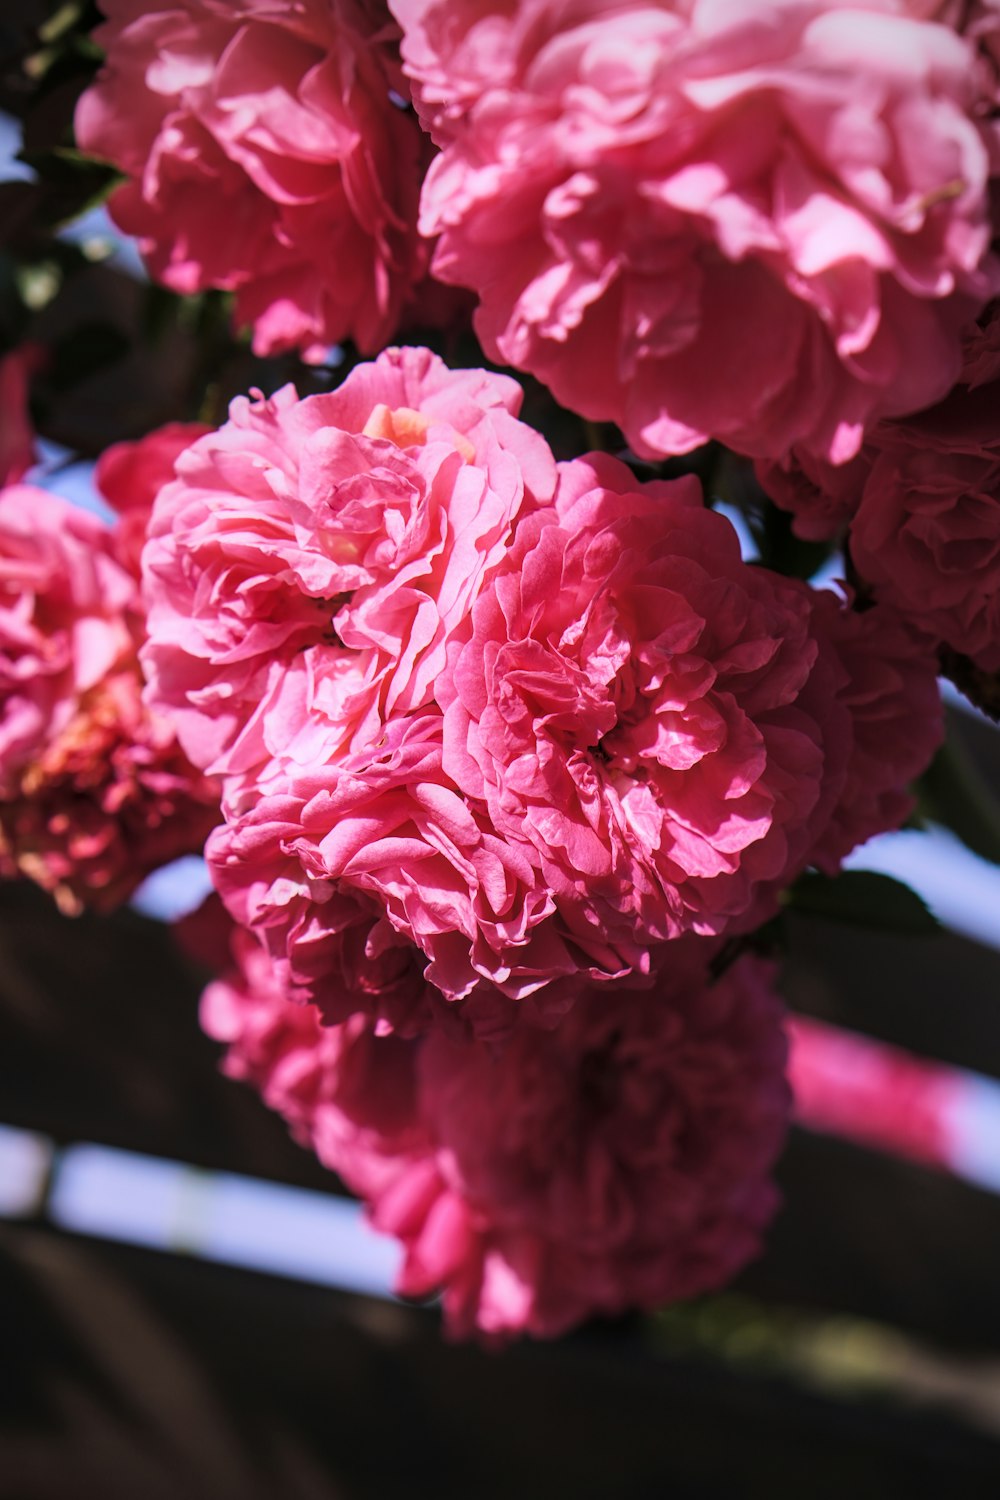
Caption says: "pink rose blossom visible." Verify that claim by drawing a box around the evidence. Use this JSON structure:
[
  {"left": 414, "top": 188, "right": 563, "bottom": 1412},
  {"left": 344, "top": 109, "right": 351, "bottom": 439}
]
[
  {"left": 763, "top": 302, "right": 1000, "bottom": 669},
  {"left": 141, "top": 347, "right": 555, "bottom": 787},
  {"left": 757, "top": 295, "right": 1000, "bottom": 535},
  {"left": 204, "top": 930, "right": 790, "bottom": 1341},
  {"left": 207, "top": 712, "right": 609, "bottom": 1024},
  {"left": 807, "top": 595, "right": 944, "bottom": 871},
  {"left": 201, "top": 924, "right": 430, "bottom": 1199},
  {"left": 205, "top": 781, "right": 440, "bottom": 1036},
  {"left": 0, "top": 486, "right": 135, "bottom": 789},
  {"left": 402, "top": 950, "right": 789, "bottom": 1340},
  {"left": 753, "top": 449, "right": 872, "bottom": 543},
  {"left": 0, "top": 483, "right": 217, "bottom": 913},
  {"left": 850, "top": 377, "right": 1000, "bottom": 671},
  {"left": 206, "top": 443, "right": 940, "bottom": 1021},
  {"left": 76, "top": 0, "right": 428, "bottom": 359},
  {"left": 398, "top": 0, "right": 998, "bottom": 464},
  {"left": 96, "top": 421, "right": 210, "bottom": 578},
  {"left": 443, "top": 453, "right": 941, "bottom": 961}
]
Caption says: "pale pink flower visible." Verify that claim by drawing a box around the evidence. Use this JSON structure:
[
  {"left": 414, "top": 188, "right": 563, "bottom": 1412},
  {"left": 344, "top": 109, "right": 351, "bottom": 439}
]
[
  {"left": 0, "top": 484, "right": 217, "bottom": 913},
  {"left": 76, "top": 0, "right": 428, "bottom": 359},
  {"left": 399, "top": 0, "right": 998, "bottom": 464},
  {"left": 141, "top": 347, "right": 555, "bottom": 786}
]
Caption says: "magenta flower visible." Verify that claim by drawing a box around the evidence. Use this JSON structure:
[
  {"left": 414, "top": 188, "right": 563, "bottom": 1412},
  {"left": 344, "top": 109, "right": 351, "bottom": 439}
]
[
  {"left": 850, "top": 386, "right": 1000, "bottom": 671},
  {"left": 203, "top": 929, "right": 790, "bottom": 1341}
]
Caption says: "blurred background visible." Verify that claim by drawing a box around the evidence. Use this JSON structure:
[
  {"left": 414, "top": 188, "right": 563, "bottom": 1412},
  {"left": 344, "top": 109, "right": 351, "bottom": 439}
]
[{"left": 6, "top": 737, "right": 1000, "bottom": 1499}]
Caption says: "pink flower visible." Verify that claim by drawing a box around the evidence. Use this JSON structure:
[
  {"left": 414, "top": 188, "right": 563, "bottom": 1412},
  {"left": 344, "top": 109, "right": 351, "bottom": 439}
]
[
  {"left": 807, "top": 595, "right": 944, "bottom": 871},
  {"left": 850, "top": 379, "right": 1000, "bottom": 670},
  {"left": 76, "top": 0, "right": 429, "bottom": 359},
  {"left": 207, "top": 712, "right": 606, "bottom": 1023},
  {"left": 763, "top": 303, "right": 1000, "bottom": 669},
  {"left": 0, "top": 486, "right": 135, "bottom": 789},
  {"left": 206, "top": 444, "right": 940, "bottom": 1021},
  {"left": 401, "top": 950, "right": 790, "bottom": 1340},
  {"left": 96, "top": 421, "right": 210, "bottom": 578},
  {"left": 201, "top": 924, "right": 430, "bottom": 1200},
  {"left": 753, "top": 449, "right": 872, "bottom": 543},
  {"left": 204, "top": 929, "right": 790, "bottom": 1340},
  {"left": 0, "top": 484, "right": 217, "bottom": 913},
  {"left": 443, "top": 453, "right": 940, "bottom": 960},
  {"left": 141, "top": 347, "right": 555, "bottom": 786},
  {"left": 399, "top": 0, "right": 998, "bottom": 463},
  {"left": 206, "top": 778, "right": 441, "bottom": 1035}
]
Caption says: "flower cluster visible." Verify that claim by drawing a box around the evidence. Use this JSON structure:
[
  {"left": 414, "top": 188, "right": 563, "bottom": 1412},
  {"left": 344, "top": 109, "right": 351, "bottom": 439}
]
[
  {"left": 135, "top": 348, "right": 939, "bottom": 1335},
  {"left": 142, "top": 352, "right": 942, "bottom": 1035},
  {"left": 6, "top": 0, "right": 994, "bottom": 1344},
  {"left": 0, "top": 432, "right": 218, "bottom": 913}
]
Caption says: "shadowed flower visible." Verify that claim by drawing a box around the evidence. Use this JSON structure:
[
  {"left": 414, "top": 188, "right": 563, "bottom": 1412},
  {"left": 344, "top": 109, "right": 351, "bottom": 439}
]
[
  {"left": 757, "top": 302, "right": 1000, "bottom": 670},
  {"left": 202, "top": 929, "right": 791, "bottom": 1341}
]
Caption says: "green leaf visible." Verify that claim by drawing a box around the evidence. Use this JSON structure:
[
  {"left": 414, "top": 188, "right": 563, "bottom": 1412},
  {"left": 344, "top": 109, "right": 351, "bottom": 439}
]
[
  {"left": 785, "top": 870, "right": 940, "bottom": 935},
  {"left": 17, "top": 149, "right": 123, "bottom": 228},
  {"left": 918, "top": 735, "right": 1000, "bottom": 868}
]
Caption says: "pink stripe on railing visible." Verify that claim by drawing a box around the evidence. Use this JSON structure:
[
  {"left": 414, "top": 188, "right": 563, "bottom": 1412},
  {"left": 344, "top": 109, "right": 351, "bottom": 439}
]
[{"left": 788, "top": 1016, "right": 982, "bottom": 1176}]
